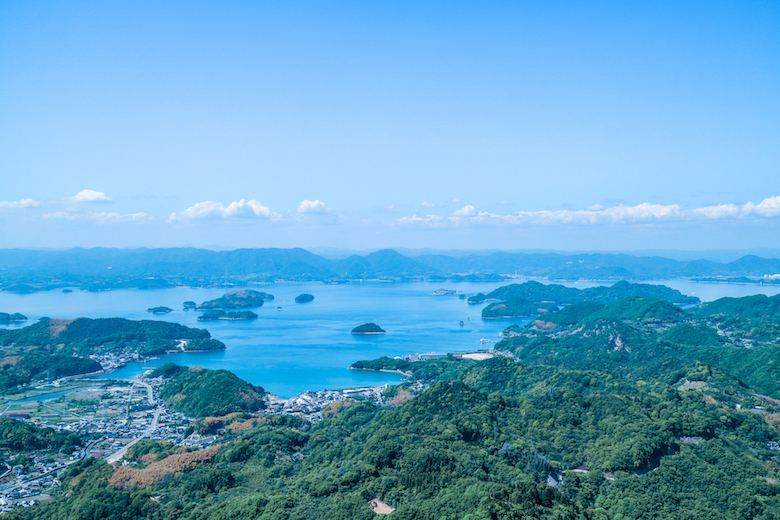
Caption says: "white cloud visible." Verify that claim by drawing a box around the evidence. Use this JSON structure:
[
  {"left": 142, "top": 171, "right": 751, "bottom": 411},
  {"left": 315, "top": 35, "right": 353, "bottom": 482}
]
[
  {"left": 498, "top": 200, "right": 513, "bottom": 205},
  {"left": 421, "top": 201, "right": 435, "bottom": 207},
  {"left": 297, "top": 199, "right": 329, "bottom": 214},
  {"left": 396, "top": 213, "right": 445, "bottom": 226},
  {"left": 396, "top": 195, "right": 780, "bottom": 227},
  {"left": 690, "top": 203, "right": 741, "bottom": 219},
  {"left": 0, "top": 198, "right": 40, "bottom": 209},
  {"left": 68, "top": 190, "right": 112, "bottom": 203},
  {"left": 170, "top": 199, "right": 275, "bottom": 221},
  {"left": 745, "top": 195, "right": 780, "bottom": 217},
  {"left": 44, "top": 211, "right": 151, "bottom": 224},
  {"left": 452, "top": 205, "right": 477, "bottom": 217}
]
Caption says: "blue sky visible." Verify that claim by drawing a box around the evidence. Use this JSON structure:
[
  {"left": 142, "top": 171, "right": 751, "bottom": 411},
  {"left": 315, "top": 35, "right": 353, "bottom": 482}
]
[{"left": 1, "top": 1, "right": 778, "bottom": 251}]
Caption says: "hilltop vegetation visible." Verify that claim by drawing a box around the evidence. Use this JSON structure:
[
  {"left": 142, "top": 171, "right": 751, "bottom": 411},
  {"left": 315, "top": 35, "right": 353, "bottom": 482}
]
[
  {"left": 150, "top": 363, "right": 266, "bottom": 418},
  {"left": 499, "top": 293, "right": 780, "bottom": 398},
  {"left": 20, "top": 354, "right": 780, "bottom": 520},
  {"left": 482, "top": 298, "right": 557, "bottom": 319}
]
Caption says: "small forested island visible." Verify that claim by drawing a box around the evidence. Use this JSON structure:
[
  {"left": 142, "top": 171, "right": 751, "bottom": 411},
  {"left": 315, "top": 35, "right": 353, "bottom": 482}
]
[
  {"left": 0, "top": 312, "right": 27, "bottom": 322},
  {"left": 183, "top": 300, "right": 197, "bottom": 310},
  {"left": 351, "top": 322, "right": 386, "bottom": 334},
  {"left": 196, "top": 289, "right": 274, "bottom": 310},
  {"left": 295, "top": 293, "right": 314, "bottom": 303},
  {"left": 147, "top": 306, "right": 172, "bottom": 314},
  {"left": 197, "top": 310, "right": 258, "bottom": 321},
  {"left": 149, "top": 363, "right": 266, "bottom": 417}
]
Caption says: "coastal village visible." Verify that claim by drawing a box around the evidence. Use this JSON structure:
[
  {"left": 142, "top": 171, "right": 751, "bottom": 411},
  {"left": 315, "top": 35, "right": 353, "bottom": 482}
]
[
  {"left": 0, "top": 337, "right": 510, "bottom": 512},
  {"left": 0, "top": 355, "right": 453, "bottom": 511}
]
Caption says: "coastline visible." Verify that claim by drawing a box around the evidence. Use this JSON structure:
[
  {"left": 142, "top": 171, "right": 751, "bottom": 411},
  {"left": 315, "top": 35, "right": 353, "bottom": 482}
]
[{"left": 349, "top": 367, "right": 411, "bottom": 377}]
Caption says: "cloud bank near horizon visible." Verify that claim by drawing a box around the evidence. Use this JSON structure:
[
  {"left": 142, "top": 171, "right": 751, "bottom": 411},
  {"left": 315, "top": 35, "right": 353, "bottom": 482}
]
[
  {"left": 397, "top": 196, "right": 780, "bottom": 227},
  {"left": 4, "top": 193, "right": 780, "bottom": 234}
]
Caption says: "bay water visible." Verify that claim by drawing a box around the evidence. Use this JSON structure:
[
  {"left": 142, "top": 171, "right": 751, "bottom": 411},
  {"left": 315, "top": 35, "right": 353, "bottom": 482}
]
[{"left": 1, "top": 279, "right": 779, "bottom": 398}]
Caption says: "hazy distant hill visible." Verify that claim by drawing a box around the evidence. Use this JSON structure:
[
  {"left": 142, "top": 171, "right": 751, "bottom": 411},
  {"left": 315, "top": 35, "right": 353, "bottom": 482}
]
[
  {"left": 1, "top": 247, "right": 780, "bottom": 291},
  {"left": 331, "top": 249, "right": 439, "bottom": 278}
]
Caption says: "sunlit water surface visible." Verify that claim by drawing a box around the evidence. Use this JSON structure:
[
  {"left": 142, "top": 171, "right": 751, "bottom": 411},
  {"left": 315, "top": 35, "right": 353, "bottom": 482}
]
[{"left": 1, "top": 279, "right": 778, "bottom": 397}]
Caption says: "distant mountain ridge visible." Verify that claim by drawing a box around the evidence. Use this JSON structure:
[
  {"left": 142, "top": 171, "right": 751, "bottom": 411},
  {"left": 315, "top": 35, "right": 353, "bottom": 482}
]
[{"left": 1, "top": 247, "right": 779, "bottom": 291}]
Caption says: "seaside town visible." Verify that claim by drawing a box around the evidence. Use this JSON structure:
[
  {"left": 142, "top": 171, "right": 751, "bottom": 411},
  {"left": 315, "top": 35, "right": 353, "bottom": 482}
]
[{"left": 0, "top": 345, "right": 505, "bottom": 512}]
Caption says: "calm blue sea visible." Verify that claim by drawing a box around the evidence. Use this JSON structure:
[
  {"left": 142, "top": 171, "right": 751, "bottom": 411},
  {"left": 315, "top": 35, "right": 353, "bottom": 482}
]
[{"left": 1, "top": 279, "right": 779, "bottom": 397}]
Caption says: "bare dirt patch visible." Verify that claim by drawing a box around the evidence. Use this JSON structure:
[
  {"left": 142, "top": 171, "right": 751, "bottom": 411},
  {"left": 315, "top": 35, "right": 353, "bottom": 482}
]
[
  {"left": 369, "top": 498, "right": 395, "bottom": 515},
  {"left": 110, "top": 445, "right": 219, "bottom": 489},
  {"left": 462, "top": 353, "right": 494, "bottom": 361},
  {"left": 322, "top": 400, "right": 355, "bottom": 418},
  {"left": 389, "top": 388, "right": 413, "bottom": 407},
  {"left": 47, "top": 319, "right": 75, "bottom": 338}
]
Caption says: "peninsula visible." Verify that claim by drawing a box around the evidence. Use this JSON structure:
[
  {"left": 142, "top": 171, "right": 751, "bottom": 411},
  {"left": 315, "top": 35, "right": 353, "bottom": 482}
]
[
  {"left": 478, "top": 280, "right": 700, "bottom": 319},
  {"left": 0, "top": 317, "right": 224, "bottom": 390}
]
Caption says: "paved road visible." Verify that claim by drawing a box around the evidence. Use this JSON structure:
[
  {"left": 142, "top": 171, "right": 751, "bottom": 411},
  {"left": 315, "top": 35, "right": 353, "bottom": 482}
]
[{"left": 105, "top": 407, "right": 161, "bottom": 464}]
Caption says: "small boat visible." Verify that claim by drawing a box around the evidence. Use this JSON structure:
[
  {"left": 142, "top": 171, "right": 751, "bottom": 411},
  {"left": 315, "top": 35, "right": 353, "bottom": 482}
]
[
  {"left": 277, "top": 307, "right": 283, "bottom": 310},
  {"left": 459, "top": 321, "right": 464, "bottom": 326}
]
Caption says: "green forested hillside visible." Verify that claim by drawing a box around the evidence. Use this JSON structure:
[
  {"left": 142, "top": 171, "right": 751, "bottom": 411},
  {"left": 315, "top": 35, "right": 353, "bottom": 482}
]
[
  {"left": 10, "top": 291, "right": 780, "bottom": 519},
  {"left": 0, "top": 318, "right": 216, "bottom": 354},
  {"left": 482, "top": 298, "right": 558, "bottom": 319},
  {"left": 17, "top": 356, "right": 780, "bottom": 520},
  {"left": 151, "top": 363, "right": 266, "bottom": 418},
  {"left": 0, "top": 417, "right": 82, "bottom": 452},
  {"left": 478, "top": 280, "right": 699, "bottom": 319},
  {"left": 0, "top": 318, "right": 223, "bottom": 390},
  {"left": 501, "top": 294, "right": 780, "bottom": 397}
]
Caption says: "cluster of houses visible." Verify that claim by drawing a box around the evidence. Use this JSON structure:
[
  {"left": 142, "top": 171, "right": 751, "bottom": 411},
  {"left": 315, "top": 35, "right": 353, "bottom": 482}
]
[{"left": 265, "top": 386, "right": 389, "bottom": 422}]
